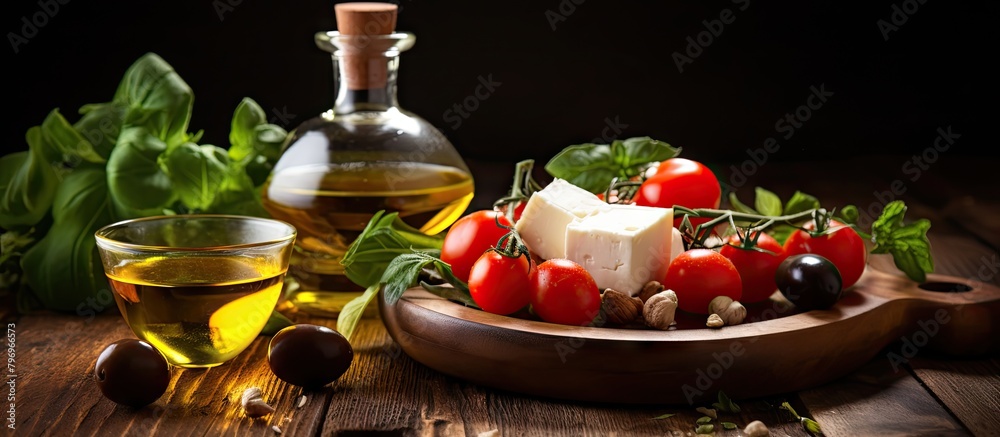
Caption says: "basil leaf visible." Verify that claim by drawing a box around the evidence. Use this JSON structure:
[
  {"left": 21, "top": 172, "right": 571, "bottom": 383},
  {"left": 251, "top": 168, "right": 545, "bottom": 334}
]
[
  {"left": 161, "top": 143, "right": 229, "bottom": 211},
  {"left": 754, "top": 187, "right": 783, "bottom": 216},
  {"left": 432, "top": 258, "right": 471, "bottom": 296},
  {"left": 727, "top": 192, "right": 759, "bottom": 214},
  {"left": 229, "top": 97, "right": 268, "bottom": 162},
  {"left": 41, "top": 109, "right": 105, "bottom": 164},
  {"left": 651, "top": 413, "right": 676, "bottom": 420},
  {"left": 783, "top": 190, "right": 821, "bottom": 216},
  {"left": 252, "top": 124, "right": 288, "bottom": 162},
  {"left": 227, "top": 98, "right": 287, "bottom": 186},
  {"left": 106, "top": 126, "right": 174, "bottom": 210},
  {"left": 769, "top": 224, "right": 797, "bottom": 246},
  {"left": 617, "top": 137, "right": 680, "bottom": 175},
  {"left": 696, "top": 416, "right": 713, "bottom": 425},
  {"left": 341, "top": 211, "right": 444, "bottom": 287},
  {"left": 695, "top": 424, "right": 714, "bottom": 434},
  {"left": 207, "top": 164, "right": 270, "bottom": 217},
  {"left": 381, "top": 252, "right": 438, "bottom": 304},
  {"left": 871, "top": 200, "right": 906, "bottom": 240},
  {"left": 243, "top": 124, "right": 287, "bottom": 186},
  {"left": 74, "top": 102, "right": 127, "bottom": 160},
  {"left": 544, "top": 143, "right": 617, "bottom": 193},
  {"left": 0, "top": 128, "right": 59, "bottom": 229},
  {"left": 544, "top": 137, "right": 679, "bottom": 193},
  {"left": 722, "top": 422, "right": 737, "bottom": 430},
  {"left": 113, "top": 53, "right": 194, "bottom": 147},
  {"left": 380, "top": 251, "right": 476, "bottom": 307},
  {"left": 871, "top": 201, "right": 933, "bottom": 282},
  {"left": 336, "top": 284, "right": 381, "bottom": 341},
  {"left": 21, "top": 168, "right": 116, "bottom": 311}
]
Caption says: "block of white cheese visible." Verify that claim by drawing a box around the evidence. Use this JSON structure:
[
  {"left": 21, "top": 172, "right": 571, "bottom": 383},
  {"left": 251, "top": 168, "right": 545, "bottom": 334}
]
[
  {"left": 564, "top": 204, "right": 674, "bottom": 297},
  {"left": 514, "top": 179, "right": 610, "bottom": 260}
]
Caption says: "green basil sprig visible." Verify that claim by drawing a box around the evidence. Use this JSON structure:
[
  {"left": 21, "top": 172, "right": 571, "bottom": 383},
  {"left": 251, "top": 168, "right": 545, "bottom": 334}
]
[
  {"left": 336, "top": 210, "right": 475, "bottom": 340},
  {"left": 544, "top": 136, "right": 680, "bottom": 193},
  {"left": 0, "top": 52, "right": 287, "bottom": 313}
]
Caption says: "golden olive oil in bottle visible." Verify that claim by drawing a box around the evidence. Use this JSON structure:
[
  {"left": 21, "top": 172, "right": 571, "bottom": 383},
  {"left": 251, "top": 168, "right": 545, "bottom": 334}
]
[{"left": 262, "top": 4, "right": 474, "bottom": 317}]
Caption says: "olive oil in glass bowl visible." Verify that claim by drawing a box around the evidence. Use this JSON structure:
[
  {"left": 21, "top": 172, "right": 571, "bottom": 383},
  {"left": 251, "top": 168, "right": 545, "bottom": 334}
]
[{"left": 95, "top": 215, "right": 296, "bottom": 368}]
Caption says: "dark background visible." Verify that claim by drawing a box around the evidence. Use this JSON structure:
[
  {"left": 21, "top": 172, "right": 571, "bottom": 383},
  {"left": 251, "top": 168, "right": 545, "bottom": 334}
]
[{"left": 3, "top": 1, "right": 994, "bottom": 170}]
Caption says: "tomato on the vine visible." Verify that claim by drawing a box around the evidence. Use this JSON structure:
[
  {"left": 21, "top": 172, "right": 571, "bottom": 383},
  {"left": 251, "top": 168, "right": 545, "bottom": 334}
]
[
  {"left": 633, "top": 158, "right": 721, "bottom": 227},
  {"left": 530, "top": 259, "right": 601, "bottom": 326},
  {"left": 663, "top": 249, "right": 742, "bottom": 314},
  {"left": 495, "top": 201, "right": 527, "bottom": 223},
  {"left": 719, "top": 232, "right": 787, "bottom": 304},
  {"left": 440, "top": 210, "right": 513, "bottom": 283},
  {"left": 783, "top": 219, "right": 867, "bottom": 289},
  {"left": 468, "top": 250, "right": 533, "bottom": 315}
]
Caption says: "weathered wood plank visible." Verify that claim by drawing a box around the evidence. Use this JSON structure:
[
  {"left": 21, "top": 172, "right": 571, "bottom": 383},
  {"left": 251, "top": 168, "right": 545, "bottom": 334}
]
[
  {"left": 908, "top": 356, "right": 1000, "bottom": 437},
  {"left": 799, "top": 355, "right": 969, "bottom": 437},
  {"left": 13, "top": 311, "right": 330, "bottom": 436}
]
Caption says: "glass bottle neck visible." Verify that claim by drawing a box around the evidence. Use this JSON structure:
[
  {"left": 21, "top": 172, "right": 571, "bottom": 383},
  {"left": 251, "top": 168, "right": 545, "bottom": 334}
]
[{"left": 332, "top": 54, "right": 400, "bottom": 114}]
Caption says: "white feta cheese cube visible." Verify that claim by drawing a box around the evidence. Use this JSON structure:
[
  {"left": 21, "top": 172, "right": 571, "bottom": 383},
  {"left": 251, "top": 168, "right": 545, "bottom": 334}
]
[
  {"left": 565, "top": 204, "right": 674, "bottom": 296},
  {"left": 514, "top": 179, "right": 609, "bottom": 260}
]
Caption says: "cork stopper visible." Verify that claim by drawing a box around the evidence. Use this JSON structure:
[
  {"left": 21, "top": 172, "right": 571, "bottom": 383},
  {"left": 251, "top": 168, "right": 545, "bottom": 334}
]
[{"left": 334, "top": 2, "right": 398, "bottom": 90}]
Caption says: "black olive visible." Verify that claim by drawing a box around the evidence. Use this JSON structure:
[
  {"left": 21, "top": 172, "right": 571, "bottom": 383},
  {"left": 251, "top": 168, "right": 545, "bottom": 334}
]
[
  {"left": 268, "top": 324, "right": 354, "bottom": 388},
  {"left": 775, "top": 254, "right": 844, "bottom": 311},
  {"left": 94, "top": 339, "right": 171, "bottom": 407}
]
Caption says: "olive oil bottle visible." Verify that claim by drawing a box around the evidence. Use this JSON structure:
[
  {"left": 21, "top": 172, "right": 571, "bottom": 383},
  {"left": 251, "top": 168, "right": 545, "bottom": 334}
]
[{"left": 262, "top": 3, "right": 474, "bottom": 317}]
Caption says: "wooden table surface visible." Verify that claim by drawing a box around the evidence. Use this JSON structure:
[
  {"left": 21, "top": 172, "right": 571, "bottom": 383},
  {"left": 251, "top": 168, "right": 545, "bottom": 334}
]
[{"left": 4, "top": 155, "right": 999, "bottom": 437}]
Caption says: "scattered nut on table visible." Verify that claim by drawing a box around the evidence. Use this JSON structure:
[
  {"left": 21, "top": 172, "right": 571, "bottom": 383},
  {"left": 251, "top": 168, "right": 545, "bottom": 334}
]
[
  {"left": 638, "top": 280, "right": 665, "bottom": 303},
  {"left": 706, "top": 313, "right": 725, "bottom": 328},
  {"left": 744, "top": 420, "right": 769, "bottom": 436},
  {"left": 602, "top": 288, "right": 643, "bottom": 325},
  {"left": 709, "top": 296, "right": 747, "bottom": 326},
  {"left": 643, "top": 289, "right": 678, "bottom": 330},
  {"left": 241, "top": 387, "right": 275, "bottom": 418}
]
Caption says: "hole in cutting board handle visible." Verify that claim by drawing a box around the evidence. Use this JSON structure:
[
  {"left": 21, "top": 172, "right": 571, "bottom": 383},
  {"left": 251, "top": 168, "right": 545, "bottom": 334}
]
[{"left": 918, "top": 281, "right": 973, "bottom": 292}]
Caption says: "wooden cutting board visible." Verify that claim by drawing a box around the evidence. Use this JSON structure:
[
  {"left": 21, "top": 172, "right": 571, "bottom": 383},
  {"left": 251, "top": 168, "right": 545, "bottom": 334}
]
[{"left": 379, "top": 267, "right": 1000, "bottom": 405}]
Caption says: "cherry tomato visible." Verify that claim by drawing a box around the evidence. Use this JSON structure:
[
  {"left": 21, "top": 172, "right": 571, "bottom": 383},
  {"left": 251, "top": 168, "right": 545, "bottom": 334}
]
[
  {"left": 513, "top": 202, "right": 526, "bottom": 221},
  {"left": 783, "top": 219, "right": 867, "bottom": 289},
  {"left": 468, "top": 251, "right": 533, "bottom": 315},
  {"left": 719, "top": 232, "right": 787, "bottom": 304},
  {"left": 634, "top": 158, "right": 721, "bottom": 227},
  {"left": 663, "top": 249, "right": 742, "bottom": 314},
  {"left": 441, "top": 210, "right": 513, "bottom": 282},
  {"left": 494, "top": 201, "right": 527, "bottom": 223},
  {"left": 531, "top": 259, "right": 601, "bottom": 326}
]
